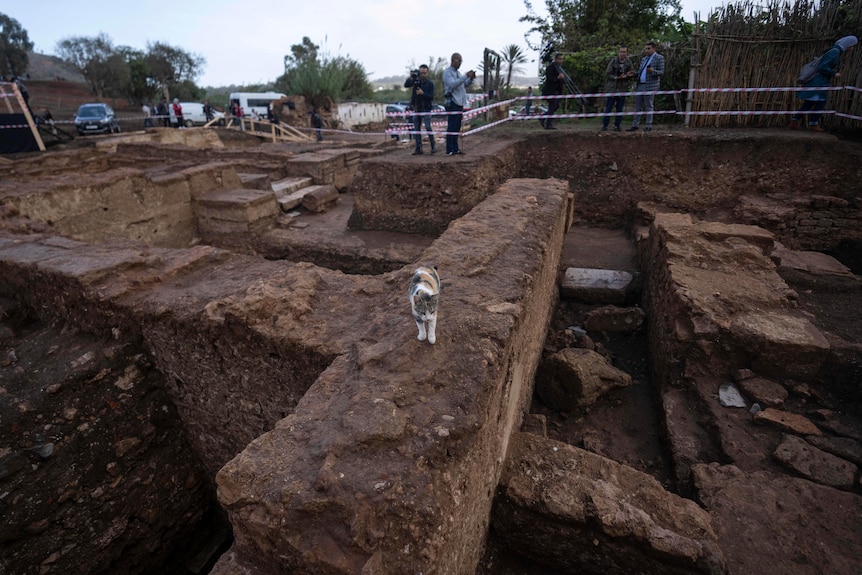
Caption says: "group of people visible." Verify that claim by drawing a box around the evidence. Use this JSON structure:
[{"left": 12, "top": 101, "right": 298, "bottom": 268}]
[
  {"left": 142, "top": 97, "right": 188, "bottom": 129},
  {"left": 540, "top": 42, "right": 665, "bottom": 132},
  {"left": 403, "top": 44, "right": 664, "bottom": 153},
  {"left": 404, "top": 52, "right": 476, "bottom": 155},
  {"left": 403, "top": 33, "right": 855, "bottom": 147}
]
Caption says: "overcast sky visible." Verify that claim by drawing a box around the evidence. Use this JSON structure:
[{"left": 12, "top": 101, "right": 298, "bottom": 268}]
[{"left": 12, "top": 0, "right": 723, "bottom": 87}]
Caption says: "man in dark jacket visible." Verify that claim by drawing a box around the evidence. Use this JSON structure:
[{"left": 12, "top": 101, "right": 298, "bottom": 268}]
[
  {"left": 602, "top": 46, "right": 634, "bottom": 131},
  {"left": 542, "top": 53, "right": 565, "bottom": 130},
  {"left": 404, "top": 64, "right": 437, "bottom": 154}
]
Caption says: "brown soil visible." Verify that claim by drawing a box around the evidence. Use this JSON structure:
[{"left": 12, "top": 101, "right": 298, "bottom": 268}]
[{"left": 2, "top": 116, "right": 861, "bottom": 574}]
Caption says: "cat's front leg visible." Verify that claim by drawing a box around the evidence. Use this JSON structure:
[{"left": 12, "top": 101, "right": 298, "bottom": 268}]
[
  {"left": 415, "top": 319, "right": 427, "bottom": 341},
  {"left": 426, "top": 315, "right": 437, "bottom": 344}
]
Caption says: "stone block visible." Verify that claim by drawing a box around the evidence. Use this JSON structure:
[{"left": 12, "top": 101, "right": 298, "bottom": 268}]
[
  {"left": 271, "top": 176, "right": 313, "bottom": 196},
  {"left": 774, "top": 434, "right": 857, "bottom": 490},
  {"left": 753, "top": 407, "right": 821, "bottom": 436},
  {"left": 560, "top": 268, "right": 633, "bottom": 303},
  {"left": 301, "top": 185, "right": 339, "bottom": 213},
  {"left": 731, "top": 311, "right": 830, "bottom": 380},
  {"left": 535, "top": 347, "right": 632, "bottom": 410},
  {"left": 493, "top": 433, "right": 726, "bottom": 575}
]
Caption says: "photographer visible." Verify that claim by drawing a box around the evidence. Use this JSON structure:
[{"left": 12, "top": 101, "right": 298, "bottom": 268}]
[
  {"left": 442, "top": 52, "right": 476, "bottom": 155},
  {"left": 404, "top": 64, "right": 437, "bottom": 155},
  {"left": 602, "top": 46, "right": 634, "bottom": 131},
  {"left": 541, "top": 53, "right": 565, "bottom": 130}
]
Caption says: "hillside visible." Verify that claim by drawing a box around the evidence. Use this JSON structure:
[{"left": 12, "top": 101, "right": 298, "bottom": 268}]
[{"left": 25, "top": 52, "right": 86, "bottom": 83}]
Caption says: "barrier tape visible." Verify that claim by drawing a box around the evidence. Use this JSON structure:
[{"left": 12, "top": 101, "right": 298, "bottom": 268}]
[{"left": 5, "top": 85, "right": 861, "bottom": 133}]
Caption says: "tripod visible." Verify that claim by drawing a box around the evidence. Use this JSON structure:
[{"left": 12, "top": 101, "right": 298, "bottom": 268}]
[
  {"left": 540, "top": 42, "right": 588, "bottom": 113},
  {"left": 553, "top": 62, "right": 588, "bottom": 113}
]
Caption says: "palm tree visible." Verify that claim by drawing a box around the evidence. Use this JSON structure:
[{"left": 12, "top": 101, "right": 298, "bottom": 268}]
[{"left": 501, "top": 44, "right": 528, "bottom": 96}]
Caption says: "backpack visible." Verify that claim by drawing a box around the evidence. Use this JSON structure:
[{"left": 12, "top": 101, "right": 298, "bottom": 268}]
[{"left": 797, "top": 48, "right": 831, "bottom": 85}]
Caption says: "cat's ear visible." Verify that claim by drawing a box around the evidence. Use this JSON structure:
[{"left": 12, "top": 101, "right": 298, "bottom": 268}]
[{"left": 412, "top": 292, "right": 422, "bottom": 306}]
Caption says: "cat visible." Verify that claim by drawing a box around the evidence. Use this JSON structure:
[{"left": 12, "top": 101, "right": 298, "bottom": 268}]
[{"left": 409, "top": 265, "right": 440, "bottom": 344}]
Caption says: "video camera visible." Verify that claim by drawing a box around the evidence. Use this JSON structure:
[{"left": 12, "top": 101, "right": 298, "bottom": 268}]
[
  {"left": 540, "top": 41, "right": 555, "bottom": 64},
  {"left": 410, "top": 69, "right": 421, "bottom": 84}
]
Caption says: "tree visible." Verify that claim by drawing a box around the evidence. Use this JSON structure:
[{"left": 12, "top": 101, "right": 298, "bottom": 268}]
[
  {"left": 521, "top": 0, "right": 682, "bottom": 53},
  {"left": 0, "top": 13, "right": 33, "bottom": 78},
  {"left": 501, "top": 44, "right": 529, "bottom": 95},
  {"left": 116, "top": 46, "right": 150, "bottom": 104},
  {"left": 55, "top": 33, "right": 116, "bottom": 97},
  {"left": 277, "top": 38, "right": 373, "bottom": 108},
  {"left": 145, "top": 41, "right": 205, "bottom": 100}
]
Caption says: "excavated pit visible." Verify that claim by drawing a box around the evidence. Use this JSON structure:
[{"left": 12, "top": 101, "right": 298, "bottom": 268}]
[{"left": 1, "top": 126, "right": 861, "bottom": 575}]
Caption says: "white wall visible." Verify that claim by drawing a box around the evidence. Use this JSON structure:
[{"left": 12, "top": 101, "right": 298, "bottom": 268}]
[{"left": 333, "top": 102, "right": 388, "bottom": 129}]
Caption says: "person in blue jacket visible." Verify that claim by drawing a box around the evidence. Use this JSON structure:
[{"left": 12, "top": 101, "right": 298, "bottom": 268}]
[{"left": 790, "top": 35, "right": 857, "bottom": 131}]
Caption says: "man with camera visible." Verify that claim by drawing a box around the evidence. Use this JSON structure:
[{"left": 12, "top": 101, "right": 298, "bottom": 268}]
[
  {"left": 542, "top": 53, "right": 565, "bottom": 130},
  {"left": 404, "top": 65, "right": 437, "bottom": 155},
  {"left": 443, "top": 53, "right": 476, "bottom": 155},
  {"left": 602, "top": 46, "right": 635, "bottom": 131}
]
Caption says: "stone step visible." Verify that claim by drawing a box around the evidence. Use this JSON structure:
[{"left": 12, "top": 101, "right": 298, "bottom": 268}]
[
  {"left": 272, "top": 176, "right": 314, "bottom": 196},
  {"left": 194, "top": 189, "right": 278, "bottom": 234},
  {"left": 237, "top": 173, "right": 270, "bottom": 188},
  {"left": 277, "top": 184, "right": 338, "bottom": 213}
]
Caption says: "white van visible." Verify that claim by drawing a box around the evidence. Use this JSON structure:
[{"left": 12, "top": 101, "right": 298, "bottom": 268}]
[
  {"left": 228, "top": 92, "right": 287, "bottom": 118},
  {"left": 179, "top": 102, "right": 225, "bottom": 126}
]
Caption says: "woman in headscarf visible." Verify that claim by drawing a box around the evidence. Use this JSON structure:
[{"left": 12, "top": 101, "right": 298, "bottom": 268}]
[{"left": 789, "top": 35, "right": 857, "bottom": 132}]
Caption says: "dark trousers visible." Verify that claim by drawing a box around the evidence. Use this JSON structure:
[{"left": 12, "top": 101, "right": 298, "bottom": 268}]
[
  {"left": 445, "top": 103, "right": 463, "bottom": 153},
  {"left": 413, "top": 113, "right": 436, "bottom": 152},
  {"left": 602, "top": 96, "right": 626, "bottom": 128},
  {"left": 546, "top": 97, "right": 560, "bottom": 127},
  {"left": 793, "top": 99, "right": 826, "bottom": 125}
]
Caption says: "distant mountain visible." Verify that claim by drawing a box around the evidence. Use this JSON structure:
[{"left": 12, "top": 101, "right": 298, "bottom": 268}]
[{"left": 25, "top": 52, "right": 86, "bottom": 83}]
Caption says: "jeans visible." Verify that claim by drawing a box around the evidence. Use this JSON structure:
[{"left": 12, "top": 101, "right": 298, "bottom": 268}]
[
  {"left": 445, "top": 103, "right": 463, "bottom": 153},
  {"left": 602, "top": 96, "right": 626, "bottom": 128},
  {"left": 413, "top": 112, "right": 436, "bottom": 151},
  {"left": 793, "top": 99, "right": 826, "bottom": 125}
]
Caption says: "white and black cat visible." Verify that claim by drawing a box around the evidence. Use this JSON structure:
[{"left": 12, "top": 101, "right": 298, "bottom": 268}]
[{"left": 409, "top": 266, "right": 440, "bottom": 344}]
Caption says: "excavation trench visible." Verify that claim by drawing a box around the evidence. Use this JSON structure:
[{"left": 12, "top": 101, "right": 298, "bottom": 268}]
[{"left": 1, "top": 128, "right": 861, "bottom": 575}]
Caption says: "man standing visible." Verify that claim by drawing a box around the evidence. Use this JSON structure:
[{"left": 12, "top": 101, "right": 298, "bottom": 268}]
[
  {"left": 404, "top": 64, "right": 437, "bottom": 155},
  {"left": 627, "top": 42, "right": 664, "bottom": 132},
  {"left": 158, "top": 97, "right": 170, "bottom": 127},
  {"left": 602, "top": 46, "right": 634, "bottom": 131},
  {"left": 143, "top": 101, "right": 155, "bottom": 128},
  {"left": 442, "top": 52, "right": 476, "bottom": 155},
  {"left": 172, "top": 98, "right": 184, "bottom": 129},
  {"left": 542, "top": 53, "right": 565, "bottom": 130}
]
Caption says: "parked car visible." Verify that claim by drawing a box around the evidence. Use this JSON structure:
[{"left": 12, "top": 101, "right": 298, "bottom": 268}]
[
  {"left": 75, "top": 103, "right": 119, "bottom": 135},
  {"left": 179, "top": 102, "right": 225, "bottom": 126}
]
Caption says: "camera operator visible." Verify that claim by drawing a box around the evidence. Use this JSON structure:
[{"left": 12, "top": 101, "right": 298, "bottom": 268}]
[
  {"left": 442, "top": 52, "right": 476, "bottom": 155},
  {"left": 541, "top": 53, "right": 565, "bottom": 130},
  {"left": 404, "top": 65, "right": 437, "bottom": 155}
]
